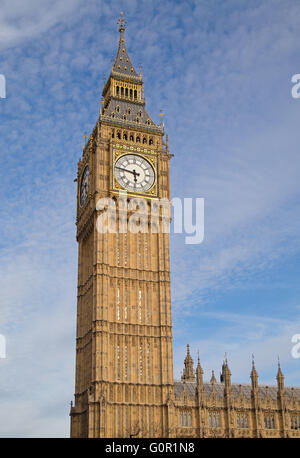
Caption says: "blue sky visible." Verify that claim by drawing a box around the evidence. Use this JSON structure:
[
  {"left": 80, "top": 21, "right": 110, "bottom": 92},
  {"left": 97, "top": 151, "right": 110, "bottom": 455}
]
[{"left": 0, "top": 0, "right": 300, "bottom": 437}]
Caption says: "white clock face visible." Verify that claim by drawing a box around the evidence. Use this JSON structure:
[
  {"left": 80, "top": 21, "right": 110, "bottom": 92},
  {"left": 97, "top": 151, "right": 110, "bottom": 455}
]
[
  {"left": 80, "top": 166, "right": 90, "bottom": 206},
  {"left": 114, "top": 154, "right": 155, "bottom": 192}
]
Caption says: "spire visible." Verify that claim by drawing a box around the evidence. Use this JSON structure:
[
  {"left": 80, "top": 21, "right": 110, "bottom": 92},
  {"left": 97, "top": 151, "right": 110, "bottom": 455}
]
[
  {"left": 250, "top": 354, "right": 258, "bottom": 390},
  {"left": 196, "top": 355, "right": 204, "bottom": 386},
  {"left": 112, "top": 12, "right": 139, "bottom": 78},
  {"left": 210, "top": 370, "right": 217, "bottom": 384},
  {"left": 181, "top": 344, "right": 195, "bottom": 381},
  {"left": 276, "top": 357, "right": 284, "bottom": 391},
  {"left": 221, "top": 356, "right": 231, "bottom": 387}
]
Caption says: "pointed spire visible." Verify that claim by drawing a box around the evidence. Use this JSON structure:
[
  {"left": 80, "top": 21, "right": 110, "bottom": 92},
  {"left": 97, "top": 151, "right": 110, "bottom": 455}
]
[
  {"left": 210, "top": 370, "right": 217, "bottom": 384},
  {"left": 196, "top": 354, "right": 204, "bottom": 385},
  {"left": 276, "top": 356, "right": 284, "bottom": 391},
  {"left": 181, "top": 344, "right": 195, "bottom": 381},
  {"left": 112, "top": 12, "right": 139, "bottom": 78},
  {"left": 221, "top": 356, "right": 231, "bottom": 387},
  {"left": 250, "top": 354, "right": 258, "bottom": 390}
]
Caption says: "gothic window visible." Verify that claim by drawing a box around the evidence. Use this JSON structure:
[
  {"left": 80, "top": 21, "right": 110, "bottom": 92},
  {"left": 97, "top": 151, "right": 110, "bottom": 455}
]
[
  {"left": 123, "top": 115, "right": 127, "bottom": 122},
  {"left": 139, "top": 110, "right": 142, "bottom": 117},
  {"left": 117, "top": 131, "right": 121, "bottom": 139},
  {"left": 138, "top": 232, "right": 141, "bottom": 268},
  {"left": 149, "top": 137, "right": 153, "bottom": 145},
  {"left": 147, "top": 343, "right": 150, "bottom": 383},
  {"left": 146, "top": 287, "right": 149, "bottom": 324},
  {"left": 136, "top": 117, "right": 139, "bottom": 123},
  {"left": 138, "top": 288, "right": 142, "bottom": 322},
  {"left": 130, "top": 89, "right": 133, "bottom": 98},
  {"left": 264, "top": 415, "right": 275, "bottom": 429},
  {"left": 125, "top": 88, "right": 128, "bottom": 97},
  {"left": 180, "top": 410, "right": 192, "bottom": 427},
  {"left": 128, "top": 108, "right": 131, "bottom": 115},
  {"left": 123, "top": 131, "right": 127, "bottom": 139},
  {"left": 124, "top": 233, "right": 127, "bottom": 266},
  {"left": 117, "top": 345, "right": 120, "bottom": 379},
  {"left": 136, "top": 136, "right": 140, "bottom": 143},
  {"left": 144, "top": 233, "right": 148, "bottom": 269},
  {"left": 117, "top": 287, "right": 120, "bottom": 321},
  {"left": 124, "top": 285, "right": 127, "bottom": 321},
  {"left": 121, "top": 87, "right": 124, "bottom": 96},
  {"left": 125, "top": 345, "right": 128, "bottom": 379},
  {"left": 237, "top": 413, "right": 249, "bottom": 428},
  {"left": 139, "top": 343, "right": 143, "bottom": 377},
  {"left": 291, "top": 415, "right": 300, "bottom": 430},
  {"left": 134, "top": 89, "right": 137, "bottom": 99},
  {"left": 143, "top": 137, "right": 147, "bottom": 144},
  {"left": 209, "top": 412, "right": 221, "bottom": 428},
  {"left": 116, "top": 232, "right": 120, "bottom": 265},
  {"left": 130, "top": 134, "right": 134, "bottom": 142},
  {"left": 111, "top": 130, "right": 115, "bottom": 138},
  {"left": 116, "top": 86, "right": 119, "bottom": 96},
  {"left": 116, "top": 105, "right": 120, "bottom": 113}
]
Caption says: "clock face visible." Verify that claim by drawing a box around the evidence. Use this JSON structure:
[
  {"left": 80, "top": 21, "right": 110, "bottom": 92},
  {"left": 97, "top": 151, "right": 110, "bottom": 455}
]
[
  {"left": 80, "top": 166, "right": 90, "bottom": 206},
  {"left": 114, "top": 154, "right": 155, "bottom": 192}
]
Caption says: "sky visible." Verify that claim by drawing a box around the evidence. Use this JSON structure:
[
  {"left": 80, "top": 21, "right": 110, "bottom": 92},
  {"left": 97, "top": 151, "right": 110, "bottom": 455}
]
[{"left": 0, "top": 0, "right": 300, "bottom": 437}]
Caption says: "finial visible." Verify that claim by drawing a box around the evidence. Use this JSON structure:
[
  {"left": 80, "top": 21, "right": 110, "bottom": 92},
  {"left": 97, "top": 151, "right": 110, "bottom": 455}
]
[
  {"left": 159, "top": 109, "right": 164, "bottom": 128},
  {"left": 84, "top": 132, "right": 88, "bottom": 145},
  {"left": 102, "top": 74, "right": 106, "bottom": 89},
  {"left": 277, "top": 354, "right": 280, "bottom": 367},
  {"left": 118, "top": 11, "right": 126, "bottom": 33},
  {"left": 139, "top": 63, "right": 143, "bottom": 77}
]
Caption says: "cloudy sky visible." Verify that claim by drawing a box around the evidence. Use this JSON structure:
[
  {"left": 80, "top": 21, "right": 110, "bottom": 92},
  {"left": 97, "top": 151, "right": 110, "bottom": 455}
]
[{"left": 0, "top": 0, "right": 300, "bottom": 437}]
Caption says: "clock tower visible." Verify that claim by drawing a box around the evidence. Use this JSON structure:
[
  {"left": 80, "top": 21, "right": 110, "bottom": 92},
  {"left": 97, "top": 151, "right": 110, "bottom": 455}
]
[{"left": 70, "top": 13, "right": 174, "bottom": 438}]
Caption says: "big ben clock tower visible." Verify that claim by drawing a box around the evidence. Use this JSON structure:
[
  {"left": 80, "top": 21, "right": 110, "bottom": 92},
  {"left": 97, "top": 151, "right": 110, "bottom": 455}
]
[{"left": 70, "top": 13, "right": 174, "bottom": 438}]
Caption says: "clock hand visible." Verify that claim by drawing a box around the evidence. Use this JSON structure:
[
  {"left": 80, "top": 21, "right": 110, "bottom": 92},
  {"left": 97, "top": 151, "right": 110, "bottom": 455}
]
[{"left": 115, "top": 166, "right": 140, "bottom": 177}]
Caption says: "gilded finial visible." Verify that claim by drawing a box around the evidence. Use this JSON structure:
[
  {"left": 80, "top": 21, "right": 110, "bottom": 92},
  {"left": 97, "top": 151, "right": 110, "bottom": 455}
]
[
  {"left": 118, "top": 11, "right": 126, "bottom": 33},
  {"left": 84, "top": 132, "right": 88, "bottom": 145},
  {"left": 159, "top": 109, "right": 164, "bottom": 128}
]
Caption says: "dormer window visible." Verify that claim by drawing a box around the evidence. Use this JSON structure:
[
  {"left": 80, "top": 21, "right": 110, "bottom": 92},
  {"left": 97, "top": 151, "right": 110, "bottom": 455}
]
[
  {"left": 128, "top": 109, "right": 131, "bottom": 115},
  {"left": 116, "top": 106, "right": 120, "bottom": 113},
  {"left": 123, "top": 115, "right": 127, "bottom": 120},
  {"left": 139, "top": 111, "right": 142, "bottom": 117}
]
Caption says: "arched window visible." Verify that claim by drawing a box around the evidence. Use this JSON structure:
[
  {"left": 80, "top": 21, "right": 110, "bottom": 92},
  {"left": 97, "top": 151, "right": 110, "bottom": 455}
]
[
  {"left": 134, "top": 89, "right": 137, "bottom": 99},
  {"left": 125, "top": 88, "right": 128, "bottom": 97},
  {"left": 130, "top": 134, "right": 134, "bottom": 141},
  {"left": 121, "top": 87, "right": 124, "bottom": 96},
  {"left": 123, "top": 132, "right": 128, "bottom": 140},
  {"left": 136, "top": 136, "right": 140, "bottom": 143},
  {"left": 116, "top": 86, "right": 119, "bottom": 96},
  {"left": 116, "top": 106, "right": 120, "bottom": 113},
  {"left": 130, "top": 89, "right": 133, "bottom": 99},
  {"left": 117, "top": 131, "right": 121, "bottom": 139},
  {"left": 149, "top": 137, "right": 153, "bottom": 145},
  {"left": 143, "top": 137, "right": 147, "bottom": 144},
  {"left": 111, "top": 130, "right": 115, "bottom": 138}
]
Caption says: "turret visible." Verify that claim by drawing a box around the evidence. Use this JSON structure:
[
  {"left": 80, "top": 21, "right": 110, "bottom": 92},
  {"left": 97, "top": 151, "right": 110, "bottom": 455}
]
[
  {"left": 250, "top": 355, "right": 259, "bottom": 390},
  {"left": 276, "top": 358, "right": 284, "bottom": 392},
  {"left": 181, "top": 344, "right": 195, "bottom": 381}
]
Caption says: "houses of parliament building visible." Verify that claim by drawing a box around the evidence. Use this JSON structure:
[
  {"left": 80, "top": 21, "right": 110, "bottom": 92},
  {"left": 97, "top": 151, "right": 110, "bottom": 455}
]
[{"left": 70, "top": 14, "right": 300, "bottom": 438}]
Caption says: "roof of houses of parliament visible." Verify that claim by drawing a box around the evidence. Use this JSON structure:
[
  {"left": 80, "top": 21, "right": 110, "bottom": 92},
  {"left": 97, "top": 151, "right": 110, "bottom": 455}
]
[{"left": 175, "top": 344, "right": 300, "bottom": 401}]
